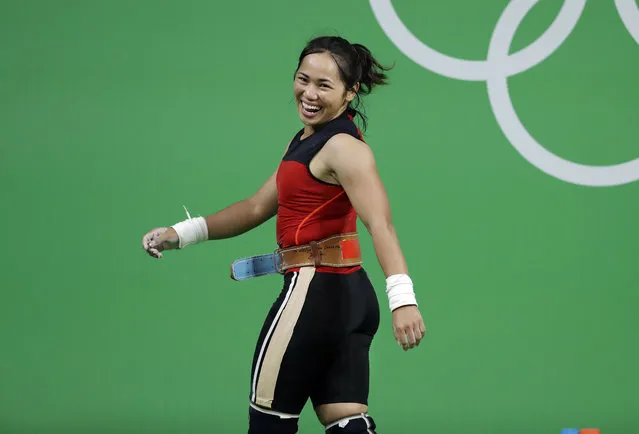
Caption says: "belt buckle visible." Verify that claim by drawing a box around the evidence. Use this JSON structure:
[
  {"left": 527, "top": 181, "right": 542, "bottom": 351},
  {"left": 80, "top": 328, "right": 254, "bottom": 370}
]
[{"left": 309, "top": 241, "right": 322, "bottom": 267}]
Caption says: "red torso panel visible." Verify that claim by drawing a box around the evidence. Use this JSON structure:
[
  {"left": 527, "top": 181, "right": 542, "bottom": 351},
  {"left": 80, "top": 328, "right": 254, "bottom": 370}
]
[{"left": 275, "top": 112, "right": 364, "bottom": 274}]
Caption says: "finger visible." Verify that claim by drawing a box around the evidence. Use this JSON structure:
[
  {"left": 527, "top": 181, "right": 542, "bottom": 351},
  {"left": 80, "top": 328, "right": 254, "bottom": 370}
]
[
  {"left": 414, "top": 326, "right": 423, "bottom": 342},
  {"left": 143, "top": 233, "right": 154, "bottom": 250},
  {"left": 394, "top": 332, "right": 403, "bottom": 348},
  {"left": 405, "top": 327, "right": 416, "bottom": 347},
  {"left": 147, "top": 247, "right": 163, "bottom": 259},
  {"left": 148, "top": 231, "right": 160, "bottom": 248},
  {"left": 419, "top": 321, "right": 426, "bottom": 336},
  {"left": 394, "top": 327, "right": 407, "bottom": 348},
  {"left": 401, "top": 337, "right": 408, "bottom": 350},
  {"left": 145, "top": 232, "right": 158, "bottom": 249},
  {"left": 399, "top": 335, "right": 411, "bottom": 351},
  {"left": 149, "top": 237, "right": 164, "bottom": 251},
  {"left": 150, "top": 230, "right": 170, "bottom": 249}
]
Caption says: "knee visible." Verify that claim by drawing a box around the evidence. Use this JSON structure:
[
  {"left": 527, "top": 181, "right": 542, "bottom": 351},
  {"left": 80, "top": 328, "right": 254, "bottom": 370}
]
[
  {"left": 324, "top": 413, "right": 377, "bottom": 433},
  {"left": 316, "top": 403, "right": 368, "bottom": 426},
  {"left": 248, "top": 405, "right": 299, "bottom": 434}
]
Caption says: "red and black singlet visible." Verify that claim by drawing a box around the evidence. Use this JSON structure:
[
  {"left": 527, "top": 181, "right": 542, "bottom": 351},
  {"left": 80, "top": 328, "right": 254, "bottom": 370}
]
[{"left": 276, "top": 111, "right": 364, "bottom": 274}]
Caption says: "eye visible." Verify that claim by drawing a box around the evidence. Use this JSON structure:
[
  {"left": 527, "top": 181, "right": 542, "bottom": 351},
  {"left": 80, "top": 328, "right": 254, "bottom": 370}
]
[
  {"left": 319, "top": 83, "right": 331, "bottom": 89},
  {"left": 297, "top": 75, "right": 308, "bottom": 83}
]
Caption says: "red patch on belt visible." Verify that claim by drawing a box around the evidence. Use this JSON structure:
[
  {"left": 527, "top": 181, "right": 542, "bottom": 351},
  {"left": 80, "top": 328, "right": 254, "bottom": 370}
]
[{"left": 340, "top": 239, "right": 360, "bottom": 260}]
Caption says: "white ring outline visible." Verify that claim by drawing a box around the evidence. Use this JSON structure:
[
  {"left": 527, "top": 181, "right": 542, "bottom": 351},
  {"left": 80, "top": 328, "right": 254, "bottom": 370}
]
[
  {"left": 487, "top": 0, "right": 639, "bottom": 186},
  {"left": 369, "top": 0, "right": 585, "bottom": 81},
  {"left": 370, "top": 0, "right": 639, "bottom": 186},
  {"left": 616, "top": 0, "right": 639, "bottom": 45}
]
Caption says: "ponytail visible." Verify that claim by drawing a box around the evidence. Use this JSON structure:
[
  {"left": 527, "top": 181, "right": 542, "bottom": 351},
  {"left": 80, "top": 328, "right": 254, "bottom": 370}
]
[
  {"left": 352, "top": 43, "right": 392, "bottom": 95},
  {"left": 348, "top": 43, "right": 393, "bottom": 131}
]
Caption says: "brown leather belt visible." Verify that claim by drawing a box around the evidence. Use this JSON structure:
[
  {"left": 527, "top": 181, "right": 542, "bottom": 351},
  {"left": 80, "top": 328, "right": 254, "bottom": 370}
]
[{"left": 275, "top": 232, "right": 362, "bottom": 273}]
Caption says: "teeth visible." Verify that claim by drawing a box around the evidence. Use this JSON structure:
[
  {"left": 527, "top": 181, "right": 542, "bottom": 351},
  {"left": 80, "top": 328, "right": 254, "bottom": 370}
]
[{"left": 302, "top": 101, "right": 321, "bottom": 111}]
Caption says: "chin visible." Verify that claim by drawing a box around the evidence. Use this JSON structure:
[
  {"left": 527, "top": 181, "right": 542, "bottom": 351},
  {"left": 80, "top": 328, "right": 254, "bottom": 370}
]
[{"left": 298, "top": 109, "right": 323, "bottom": 126}]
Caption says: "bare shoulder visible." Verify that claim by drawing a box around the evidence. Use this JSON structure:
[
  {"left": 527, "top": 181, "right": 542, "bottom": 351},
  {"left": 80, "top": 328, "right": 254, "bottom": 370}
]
[
  {"left": 325, "top": 132, "right": 370, "bottom": 151},
  {"left": 324, "top": 133, "right": 376, "bottom": 168}
]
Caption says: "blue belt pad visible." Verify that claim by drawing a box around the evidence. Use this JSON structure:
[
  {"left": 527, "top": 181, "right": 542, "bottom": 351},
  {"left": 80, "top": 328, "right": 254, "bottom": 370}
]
[{"left": 230, "top": 253, "right": 282, "bottom": 280}]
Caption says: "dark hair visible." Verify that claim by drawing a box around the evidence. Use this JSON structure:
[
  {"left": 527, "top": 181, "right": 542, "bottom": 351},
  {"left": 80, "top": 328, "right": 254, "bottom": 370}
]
[{"left": 295, "top": 35, "right": 393, "bottom": 131}]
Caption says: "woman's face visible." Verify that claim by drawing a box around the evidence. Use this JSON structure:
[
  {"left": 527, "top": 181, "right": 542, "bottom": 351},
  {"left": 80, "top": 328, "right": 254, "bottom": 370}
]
[{"left": 293, "top": 52, "right": 356, "bottom": 129}]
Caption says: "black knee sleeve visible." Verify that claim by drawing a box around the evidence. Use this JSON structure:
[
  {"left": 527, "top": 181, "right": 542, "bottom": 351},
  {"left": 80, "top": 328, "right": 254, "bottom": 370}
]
[
  {"left": 325, "top": 413, "right": 377, "bottom": 433},
  {"left": 248, "top": 405, "right": 299, "bottom": 434}
]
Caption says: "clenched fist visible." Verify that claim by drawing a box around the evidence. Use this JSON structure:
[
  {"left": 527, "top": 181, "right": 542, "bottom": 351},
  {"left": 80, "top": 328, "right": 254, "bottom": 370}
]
[
  {"left": 392, "top": 305, "right": 426, "bottom": 351},
  {"left": 141, "top": 227, "right": 179, "bottom": 259}
]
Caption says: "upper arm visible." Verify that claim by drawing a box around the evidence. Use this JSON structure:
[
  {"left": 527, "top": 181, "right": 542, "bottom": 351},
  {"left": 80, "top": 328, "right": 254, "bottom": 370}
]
[
  {"left": 248, "top": 170, "right": 279, "bottom": 221},
  {"left": 247, "top": 139, "right": 291, "bottom": 221},
  {"left": 325, "top": 134, "right": 392, "bottom": 229}
]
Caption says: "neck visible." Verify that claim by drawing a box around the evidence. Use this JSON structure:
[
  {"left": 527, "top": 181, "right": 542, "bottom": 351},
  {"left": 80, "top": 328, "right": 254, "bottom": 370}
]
[
  {"left": 302, "top": 125, "right": 315, "bottom": 139},
  {"left": 301, "top": 108, "right": 348, "bottom": 139}
]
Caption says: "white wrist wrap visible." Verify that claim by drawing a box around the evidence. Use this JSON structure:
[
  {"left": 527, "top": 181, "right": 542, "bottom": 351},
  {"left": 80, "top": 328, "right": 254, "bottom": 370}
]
[
  {"left": 170, "top": 207, "right": 208, "bottom": 249},
  {"left": 386, "top": 274, "right": 418, "bottom": 312}
]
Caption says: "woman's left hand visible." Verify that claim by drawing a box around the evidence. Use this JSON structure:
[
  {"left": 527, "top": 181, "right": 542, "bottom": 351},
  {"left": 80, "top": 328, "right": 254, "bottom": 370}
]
[{"left": 392, "top": 305, "right": 426, "bottom": 351}]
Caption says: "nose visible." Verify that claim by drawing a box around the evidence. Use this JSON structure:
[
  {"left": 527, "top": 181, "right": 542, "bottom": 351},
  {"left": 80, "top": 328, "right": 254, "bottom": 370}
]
[{"left": 303, "top": 84, "right": 318, "bottom": 101}]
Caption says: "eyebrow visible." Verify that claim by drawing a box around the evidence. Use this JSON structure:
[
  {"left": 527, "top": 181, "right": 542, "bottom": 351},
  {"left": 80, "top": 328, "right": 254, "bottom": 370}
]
[{"left": 297, "top": 72, "right": 334, "bottom": 84}]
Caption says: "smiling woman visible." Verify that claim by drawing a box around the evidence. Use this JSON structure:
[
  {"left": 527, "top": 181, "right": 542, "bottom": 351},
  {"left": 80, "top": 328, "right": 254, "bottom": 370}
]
[
  {"left": 141, "top": 35, "right": 426, "bottom": 434},
  {"left": 293, "top": 36, "right": 390, "bottom": 132}
]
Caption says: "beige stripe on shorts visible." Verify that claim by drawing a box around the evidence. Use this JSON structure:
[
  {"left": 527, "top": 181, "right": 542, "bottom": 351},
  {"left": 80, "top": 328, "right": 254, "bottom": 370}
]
[{"left": 255, "top": 267, "right": 315, "bottom": 408}]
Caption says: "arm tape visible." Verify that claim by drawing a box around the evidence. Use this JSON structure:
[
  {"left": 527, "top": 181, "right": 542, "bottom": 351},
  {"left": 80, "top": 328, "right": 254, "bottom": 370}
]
[
  {"left": 170, "top": 208, "right": 208, "bottom": 249},
  {"left": 385, "top": 273, "right": 418, "bottom": 312}
]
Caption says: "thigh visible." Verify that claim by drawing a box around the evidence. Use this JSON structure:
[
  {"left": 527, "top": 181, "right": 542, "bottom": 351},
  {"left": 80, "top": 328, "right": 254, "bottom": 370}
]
[
  {"left": 249, "top": 267, "right": 331, "bottom": 415},
  {"left": 310, "top": 269, "right": 380, "bottom": 408},
  {"left": 310, "top": 331, "right": 374, "bottom": 408}
]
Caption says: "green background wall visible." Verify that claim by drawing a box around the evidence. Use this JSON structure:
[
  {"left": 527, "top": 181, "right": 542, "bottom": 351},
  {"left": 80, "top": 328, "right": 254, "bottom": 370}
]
[{"left": 1, "top": 1, "right": 637, "bottom": 433}]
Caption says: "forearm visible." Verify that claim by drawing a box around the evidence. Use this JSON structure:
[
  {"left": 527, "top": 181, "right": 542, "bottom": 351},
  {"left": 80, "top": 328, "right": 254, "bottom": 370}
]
[
  {"left": 205, "top": 198, "right": 275, "bottom": 240},
  {"left": 366, "top": 221, "right": 408, "bottom": 277},
  {"left": 366, "top": 220, "right": 420, "bottom": 312}
]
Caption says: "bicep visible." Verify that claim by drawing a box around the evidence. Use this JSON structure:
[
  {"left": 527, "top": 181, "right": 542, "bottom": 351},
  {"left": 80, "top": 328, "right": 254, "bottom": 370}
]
[
  {"left": 248, "top": 170, "right": 279, "bottom": 221},
  {"left": 247, "top": 139, "right": 290, "bottom": 222}
]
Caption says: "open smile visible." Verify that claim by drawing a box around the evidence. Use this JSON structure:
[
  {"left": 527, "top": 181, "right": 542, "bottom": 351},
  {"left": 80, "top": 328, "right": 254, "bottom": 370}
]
[{"left": 301, "top": 101, "right": 323, "bottom": 117}]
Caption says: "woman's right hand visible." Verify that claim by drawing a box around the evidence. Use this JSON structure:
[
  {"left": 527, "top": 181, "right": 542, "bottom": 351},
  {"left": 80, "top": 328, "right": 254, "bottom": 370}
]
[{"left": 142, "top": 227, "right": 179, "bottom": 258}]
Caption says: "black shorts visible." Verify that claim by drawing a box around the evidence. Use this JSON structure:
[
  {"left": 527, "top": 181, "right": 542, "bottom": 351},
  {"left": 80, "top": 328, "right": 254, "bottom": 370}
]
[{"left": 249, "top": 267, "right": 380, "bottom": 416}]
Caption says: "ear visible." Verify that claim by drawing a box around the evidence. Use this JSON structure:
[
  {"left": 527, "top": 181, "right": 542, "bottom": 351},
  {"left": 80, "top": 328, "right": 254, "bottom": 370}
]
[{"left": 345, "top": 83, "right": 360, "bottom": 103}]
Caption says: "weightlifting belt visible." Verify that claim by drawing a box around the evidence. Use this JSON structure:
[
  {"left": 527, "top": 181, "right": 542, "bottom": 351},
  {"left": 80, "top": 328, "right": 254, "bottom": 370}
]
[{"left": 230, "top": 233, "right": 362, "bottom": 281}]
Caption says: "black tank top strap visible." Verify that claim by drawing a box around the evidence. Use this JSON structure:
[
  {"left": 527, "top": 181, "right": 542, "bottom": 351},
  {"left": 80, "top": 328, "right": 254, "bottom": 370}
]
[
  {"left": 285, "top": 129, "right": 305, "bottom": 154},
  {"left": 283, "top": 111, "right": 361, "bottom": 165}
]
